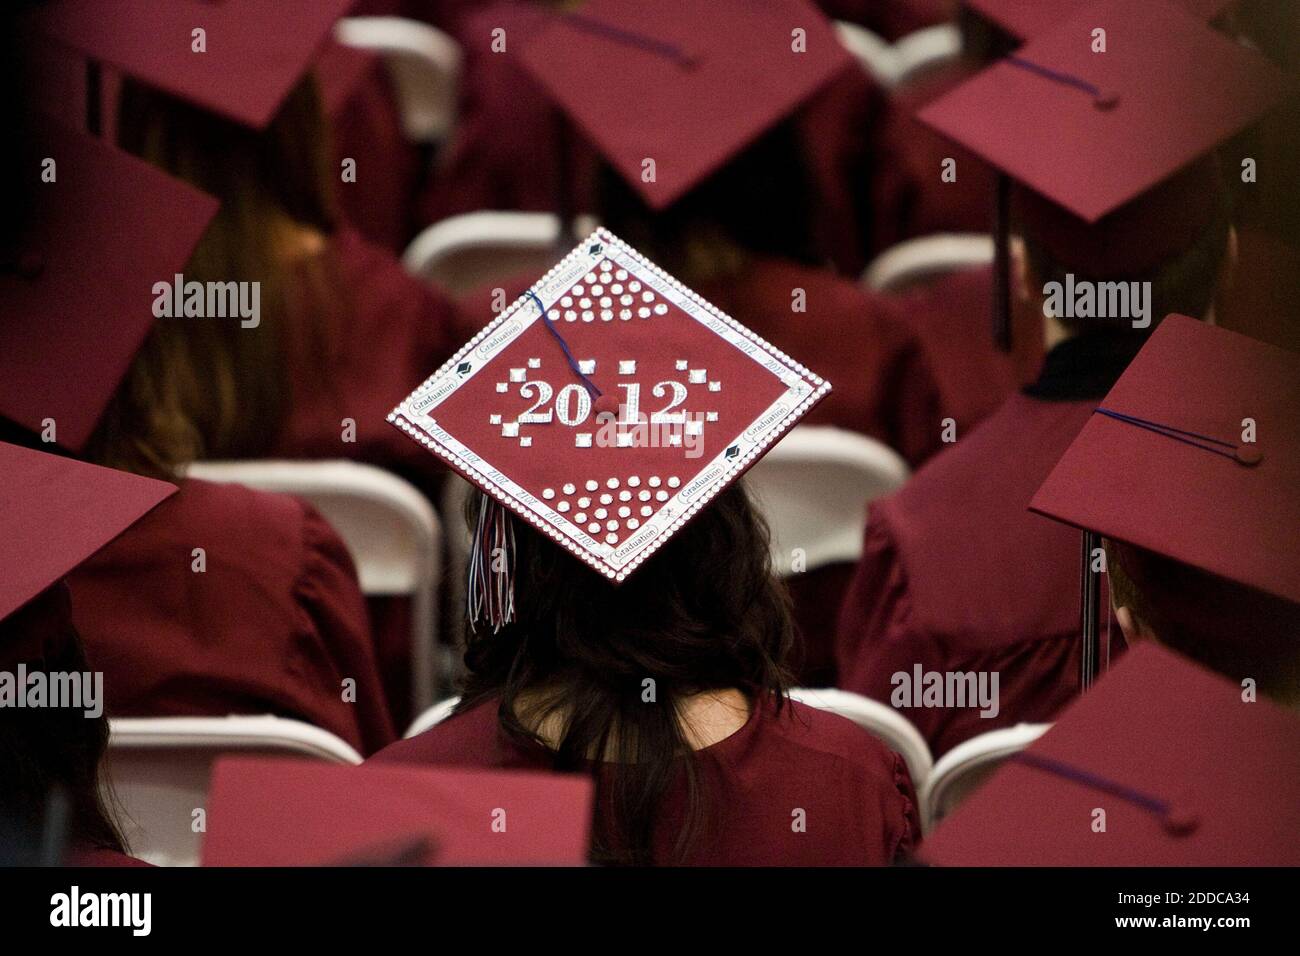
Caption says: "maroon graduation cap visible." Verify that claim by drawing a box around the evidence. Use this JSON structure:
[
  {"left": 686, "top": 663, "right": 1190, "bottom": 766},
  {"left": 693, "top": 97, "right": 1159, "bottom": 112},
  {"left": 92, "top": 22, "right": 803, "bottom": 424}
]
[
  {"left": 922, "top": 642, "right": 1300, "bottom": 866},
  {"left": 964, "top": 0, "right": 1238, "bottom": 42},
  {"left": 202, "top": 757, "right": 594, "bottom": 866},
  {"left": 517, "top": 0, "right": 853, "bottom": 214},
  {"left": 919, "top": 0, "right": 1289, "bottom": 349},
  {"left": 30, "top": 0, "right": 357, "bottom": 130},
  {"left": 0, "top": 121, "right": 218, "bottom": 452},
  {"left": 1030, "top": 314, "right": 1300, "bottom": 688},
  {"left": 389, "top": 228, "right": 829, "bottom": 622},
  {"left": 0, "top": 440, "right": 176, "bottom": 665}
]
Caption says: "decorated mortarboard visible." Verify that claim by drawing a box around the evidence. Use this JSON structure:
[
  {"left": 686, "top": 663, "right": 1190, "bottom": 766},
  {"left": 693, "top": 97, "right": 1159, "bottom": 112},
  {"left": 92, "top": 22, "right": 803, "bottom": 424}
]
[
  {"left": 0, "top": 120, "right": 218, "bottom": 452},
  {"left": 29, "top": 0, "right": 356, "bottom": 129},
  {"left": 201, "top": 757, "right": 594, "bottom": 866},
  {"left": 919, "top": 0, "right": 1289, "bottom": 349},
  {"left": 0, "top": 440, "right": 176, "bottom": 663},
  {"left": 1030, "top": 314, "right": 1300, "bottom": 685},
  {"left": 963, "top": 0, "right": 1238, "bottom": 43},
  {"left": 517, "top": 0, "right": 853, "bottom": 212},
  {"left": 922, "top": 642, "right": 1300, "bottom": 866},
  {"left": 389, "top": 228, "right": 829, "bottom": 624}
]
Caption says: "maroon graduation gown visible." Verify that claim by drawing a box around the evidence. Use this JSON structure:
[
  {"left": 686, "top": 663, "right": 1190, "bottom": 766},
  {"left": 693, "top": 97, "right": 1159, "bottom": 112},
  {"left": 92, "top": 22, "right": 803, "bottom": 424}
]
[
  {"left": 834, "top": 334, "right": 1136, "bottom": 758},
  {"left": 67, "top": 477, "right": 396, "bottom": 756},
  {"left": 370, "top": 693, "right": 919, "bottom": 865}
]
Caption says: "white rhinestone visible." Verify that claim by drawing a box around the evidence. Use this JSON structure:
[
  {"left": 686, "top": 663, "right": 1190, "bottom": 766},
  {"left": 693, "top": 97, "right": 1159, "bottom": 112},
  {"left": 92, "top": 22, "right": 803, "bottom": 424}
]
[
  {"left": 706, "top": 412, "right": 718, "bottom": 422},
  {"left": 588, "top": 523, "right": 600, "bottom": 533},
  {"left": 685, "top": 420, "right": 702, "bottom": 436},
  {"left": 576, "top": 433, "right": 593, "bottom": 447},
  {"left": 668, "top": 477, "right": 681, "bottom": 488},
  {"left": 575, "top": 512, "right": 587, "bottom": 523},
  {"left": 581, "top": 311, "right": 593, "bottom": 322},
  {"left": 654, "top": 303, "right": 668, "bottom": 315},
  {"left": 586, "top": 272, "right": 597, "bottom": 283},
  {"left": 579, "top": 298, "right": 591, "bottom": 309},
  {"left": 528, "top": 358, "right": 541, "bottom": 368},
  {"left": 619, "top": 360, "right": 636, "bottom": 375},
  {"left": 605, "top": 533, "right": 618, "bottom": 544},
  {"left": 628, "top": 519, "right": 640, "bottom": 529},
  {"left": 606, "top": 520, "right": 618, "bottom": 531},
  {"left": 708, "top": 381, "right": 721, "bottom": 392},
  {"left": 542, "top": 488, "right": 555, "bottom": 499},
  {"left": 616, "top": 432, "right": 634, "bottom": 447},
  {"left": 688, "top": 369, "right": 706, "bottom": 384},
  {"left": 641, "top": 291, "right": 654, "bottom": 303},
  {"left": 572, "top": 285, "right": 584, "bottom": 296},
  {"left": 618, "top": 490, "right": 631, "bottom": 501},
  {"left": 611, "top": 283, "right": 623, "bottom": 294},
  {"left": 629, "top": 281, "right": 641, "bottom": 292},
  {"left": 606, "top": 478, "right": 619, "bottom": 489},
  {"left": 599, "top": 297, "right": 612, "bottom": 308},
  {"left": 496, "top": 383, "right": 509, "bottom": 393},
  {"left": 638, "top": 490, "right": 651, "bottom": 501},
  {"left": 591, "top": 285, "right": 604, "bottom": 296},
  {"left": 558, "top": 502, "right": 570, "bottom": 513},
  {"left": 616, "top": 269, "right": 628, "bottom": 280},
  {"left": 628, "top": 476, "right": 641, "bottom": 487},
  {"left": 563, "top": 483, "right": 576, "bottom": 494},
  {"left": 509, "top": 368, "right": 526, "bottom": 382},
  {"left": 640, "top": 506, "right": 653, "bottom": 517},
  {"left": 595, "top": 508, "right": 608, "bottom": 519},
  {"left": 620, "top": 294, "right": 633, "bottom": 306},
  {"left": 561, "top": 296, "right": 573, "bottom": 307},
  {"left": 620, "top": 309, "right": 633, "bottom": 320},
  {"left": 489, "top": 414, "right": 502, "bottom": 425},
  {"left": 649, "top": 476, "right": 662, "bottom": 487},
  {"left": 502, "top": 422, "right": 519, "bottom": 437},
  {"left": 675, "top": 360, "right": 688, "bottom": 371},
  {"left": 601, "top": 310, "right": 614, "bottom": 321},
  {"left": 638, "top": 307, "right": 651, "bottom": 318},
  {"left": 656, "top": 490, "right": 668, "bottom": 501},
  {"left": 578, "top": 360, "right": 596, "bottom": 374},
  {"left": 547, "top": 309, "right": 559, "bottom": 320},
  {"left": 520, "top": 437, "right": 532, "bottom": 447},
  {"left": 564, "top": 310, "right": 577, "bottom": 322},
  {"left": 596, "top": 495, "right": 609, "bottom": 507},
  {"left": 618, "top": 506, "right": 631, "bottom": 518},
  {"left": 586, "top": 480, "right": 598, "bottom": 491},
  {"left": 578, "top": 496, "right": 590, "bottom": 507}
]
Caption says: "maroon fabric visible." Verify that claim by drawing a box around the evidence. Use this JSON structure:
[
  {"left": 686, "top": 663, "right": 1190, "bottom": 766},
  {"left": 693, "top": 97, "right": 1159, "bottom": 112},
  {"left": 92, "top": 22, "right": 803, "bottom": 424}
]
[
  {"left": 67, "top": 477, "right": 396, "bottom": 755},
  {"left": 694, "top": 257, "right": 946, "bottom": 468},
  {"left": 318, "top": 39, "right": 424, "bottom": 252},
  {"left": 371, "top": 693, "right": 920, "bottom": 865},
  {"left": 835, "top": 394, "right": 1122, "bottom": 758},
  {"left": 67, "top": 846, "right": 154, "bottom": 867},
  {"left": 867, "top": 61, "right": 997, "bottom": 254},
  {"left": 275, "top": 225, "right": 459, "bottom": 490},
  {"left": 1220, "top": 226, "right": 1300, "bottom": 356},
  {"left": 815, "top": 0, "right": 954, "bottom": 41}
]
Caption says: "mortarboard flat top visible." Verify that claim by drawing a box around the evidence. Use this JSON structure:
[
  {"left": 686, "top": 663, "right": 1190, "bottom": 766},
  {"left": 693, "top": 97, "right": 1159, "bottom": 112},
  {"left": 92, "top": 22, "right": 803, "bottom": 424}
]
[
  {"left": 921, "top": 0, "right": 1288, "bottom": 225},
  {"left": 964, "top": 0, "right": 1237, "bottom": 42},
  {"left": 0, "top": 121, "right": 218, "bottom": 452},
  {"left": 30, "top": 0, "right": 356, "bottom": 129},
  {"left": 202, "top": 757, "right": 594, "bottom": 866},
  {"left": 518, "top": 0, "right": 852, "bottom": 210},
  {"left": 0, "top": 441, "right": 176, "bottom": 625},
  {"left": 922, "top": 642, "right": 1300, "bottom": 866},
  {"left": 389, "top": 228, "right": 830, "bottom": 582},
  {"left": 1030, "top": 314, "right": 1300, "bottom": 609}
]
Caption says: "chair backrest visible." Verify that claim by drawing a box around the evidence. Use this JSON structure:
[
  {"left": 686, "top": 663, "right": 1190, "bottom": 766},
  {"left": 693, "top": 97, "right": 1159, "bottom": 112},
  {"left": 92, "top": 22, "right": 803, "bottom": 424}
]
[
  {"left": 863, "top": 234, "right": 993, "bottom": 293},
  {"left": 920, "top": 722, "right": 1052, "bottom": 832},
  {"left": 833, "top": 20, "right": 900, "bottom": 87},
  {"left": 743, "top": 426, "right": 909, "bottom": 574},
  {"left": 892, "top": 23, "right": 963, "bottom": 87},
  {"left": 106, "top": 716, "right": 361, "bottom": 866},
  {"left": 333, "top": 16, "right": 463, "bottom": 143},
  {"left": 403, "top": 211, "right": 599, "bottom": 295},
  {"left": 187, "top": 459, "right": 443, "bottom": 711},
  {"left": 788, "top": 688, "right": 932, "bottom": 794},
  {"left": 404, "top": 695, "right": 462, "bottom": 739},
  {"left": 862, "top": 233, "right": 995, "bottom": 293}
]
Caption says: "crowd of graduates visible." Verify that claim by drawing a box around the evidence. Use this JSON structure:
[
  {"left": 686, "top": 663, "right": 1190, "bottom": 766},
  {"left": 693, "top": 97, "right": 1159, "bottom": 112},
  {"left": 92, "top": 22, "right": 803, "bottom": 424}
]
[{"left": 1, "top": 0, "right": 1297, "bottom": 868}]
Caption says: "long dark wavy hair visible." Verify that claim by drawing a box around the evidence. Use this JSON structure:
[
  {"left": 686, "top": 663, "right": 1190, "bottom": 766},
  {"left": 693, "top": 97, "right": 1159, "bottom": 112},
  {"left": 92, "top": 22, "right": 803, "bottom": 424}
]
[
  {"left": 458, "top": 482, "right": 796, "bottom": 865},
  {"left": 0, "top": 585, "right": 126, "bottom": 861}
]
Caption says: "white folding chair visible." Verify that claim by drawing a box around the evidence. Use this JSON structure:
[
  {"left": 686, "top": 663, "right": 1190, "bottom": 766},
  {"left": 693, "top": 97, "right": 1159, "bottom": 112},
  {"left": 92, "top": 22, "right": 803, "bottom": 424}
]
[
  {"left": 106, "top": 716, "right": 361, "bottom": 866},
  {"left": 402, "top": 211, "right": 601, "bottom": 295},
  {"left": 187, "top": 460, "right": 443, "bottom": 711},
  {"left": 862, "top": 233, "right": 995, "bottom": 293},
  {"left": 333, "top": 16, "right": 463, "bottom": 144},
  {"left": 404, "top": 695, "right": 462, "bottom": 739},
  {"left": 892, "top": 23, "right": 963, "bottom": 87},
  {"left": 920, "top": 722, "right": 1052, "bottom": 832},
  {"left": 743, "top": 425, "right": 909, "bottom": 575},
  {"left": 833, "top": 20, "right": 900, "bottom": 87},
  {"left": 788, "top": 688, "right": 932, "bottom": 795}
]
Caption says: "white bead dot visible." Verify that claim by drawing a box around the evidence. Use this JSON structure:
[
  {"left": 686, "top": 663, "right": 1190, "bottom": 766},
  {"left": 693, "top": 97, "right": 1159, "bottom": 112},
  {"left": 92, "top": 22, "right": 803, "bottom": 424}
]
[
  {"left": 629, "top": 281, "right": 641, "bottom": 292},
  {"left": 649, "top": 476, "right": 662, "bottom": 487},
  {"left": 627, "top": 519, "right": 639, "bottom": 529},
  {"left": 616, "top": 270, "right": 628, "bottom": 280},
  {"left": 640, "top": 506, "right": 653, "bottom": 517},
  {"left": 547, "top": 309, "right": 559, "bottom": 320},
  {"left": 620, "top": 310, "right": 633, "bottom": 320},
  {"left": 578, "top": 496, "right": 590, "bottom": 508},
  {"left": 575, "top": 512, "right": 587, "bottom": 523},
  {"left": 564, "top": 310, "right": 577, "bottom": 322},
  {"left": 611, "top": 283, "right": 623, "bottom": 294},
  {"left": 605, "top": 533, "right": 618, "bottom": 544},
  {"left": 601, "top": 310, "right": 613, "bottom": 321},
  {"left": 561, "top": 296, "right": 573, "bottom": 307},
  {"left": 582, "top": 311, "right": 594, "bottom": 322},
  {"left": 579, "top": 298, "right": 591, "bottom": 309},
  {"left": 586, "top": 480, "right": 598, "bottom": 491},
  {"left": 618, "top": 506, "right": 631, "bottom": 517},
  {"left": 654, "top": 303, "right": 668, "bottom": 315},
  {"left": 620, "top": 294, "right": 633, "bottom": 306},
  {"left": 595, "top": 508, "right": 608, "bottom": 519},
  {"left": 591, "top": 285, "right": 603, "bottom": 296},
  {"left": 628, "top": 476, "right": 641, "bottom": 487},
  {"left": 656, "top": 491, "right": 668, "bottom": 501},
  {"left": 558, "top": 502, "right": 570, "bottom": 513},
  {"left": 588, "top": 523, "right": 600, "bottom": 533},
  {"left": 667, "top": 477, "right": 681, "bottom": 488},
  {"left": 638, "top": 307, "right": 650, "bottom": 318},
  {"left": 606, "top": 520, "right": 618, "bottom": 531},
  {"left": 542, "top": 488, "right": 555, "bottom": 499},
  {"left": 572, "top": 285, "right": 584, "bottom": 296},
  {"left": 642, "top": 291, "right": 654, "bottom": 303},
  {"left": 618, "top": 490, "right": 631, "bottom": 501},
  {"left": 606, "top": 478, "right": 619, "bottom": 489},
  {"left": 638, "top": 490, "right": 651, "bottom": 501},
  {"left": 563, "top": 483, "right": 575, "bottom": 494}
]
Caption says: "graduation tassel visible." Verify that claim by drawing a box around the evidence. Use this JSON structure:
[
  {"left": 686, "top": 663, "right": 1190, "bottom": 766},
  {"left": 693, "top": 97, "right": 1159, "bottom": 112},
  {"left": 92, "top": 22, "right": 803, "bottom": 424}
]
[{"left": 467, "top": 493, "right": 516, "bottom": 633}]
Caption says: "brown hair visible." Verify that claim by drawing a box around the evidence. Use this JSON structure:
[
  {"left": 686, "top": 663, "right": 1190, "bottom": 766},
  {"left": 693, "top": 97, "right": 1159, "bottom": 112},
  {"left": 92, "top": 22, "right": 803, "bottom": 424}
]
[
  {"left": 458, "top": 483, "right": 795, "bottom": 865},
  {"left": 93, "top": 74, "right": 346, "bottom": 476}
]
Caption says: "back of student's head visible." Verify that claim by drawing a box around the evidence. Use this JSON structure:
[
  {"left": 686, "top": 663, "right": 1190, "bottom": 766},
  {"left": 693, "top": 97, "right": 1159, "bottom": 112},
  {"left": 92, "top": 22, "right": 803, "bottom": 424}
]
[
  {"left": 0, "top": 585, "right": 125, "bottom": 860},
  {"left": 595, "top": 120, "right": 820, "bottom": 278},
  {"left": 459, "top": 482, "right": 794, "bottom": 864}
]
